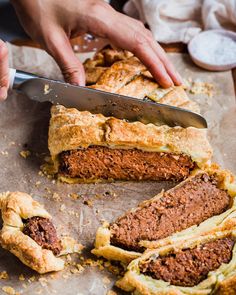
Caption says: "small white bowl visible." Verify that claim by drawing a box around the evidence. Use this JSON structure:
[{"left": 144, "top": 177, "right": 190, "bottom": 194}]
[{"left": 188, "top": 29, "right": 236, "bottom": 71}]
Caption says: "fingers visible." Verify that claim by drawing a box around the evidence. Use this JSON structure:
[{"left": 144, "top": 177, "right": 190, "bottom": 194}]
[
  {"left": 43, "top": 29, "right": 85, "bottom": 86},
  {"left": 132, "top": 32, "right": 174, "bottom": 88},
  {"left": 105, "top": 13, "right": 182, "bottom": 88},
  {"left": 0, "top": 40, "right": 9, "bottom": 100},
  {"left": 150, "top": 41, "right": 182, "bottom": 86}
]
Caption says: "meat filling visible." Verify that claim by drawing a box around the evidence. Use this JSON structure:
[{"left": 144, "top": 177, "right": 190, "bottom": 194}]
[
  {"left": 23, "top": 216, "right": 62, "bottom": 256},
  {"left": 59, "top": 146, "right": 194, "bottom": 181},
  {"left": 140, "top": 237, "right": 235, "bottom": 287},
  {"left": 110, "top": 174, "right": 231, "bottom": 251}
]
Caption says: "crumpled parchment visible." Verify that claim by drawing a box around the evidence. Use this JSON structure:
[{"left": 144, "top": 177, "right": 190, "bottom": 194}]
[{"left": 0, "top": 44, "right": 235, "bottom": 295}]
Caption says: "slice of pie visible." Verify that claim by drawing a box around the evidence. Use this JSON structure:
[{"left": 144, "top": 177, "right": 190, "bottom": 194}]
[
  {"left": 116, "top": 224, "right": 236, "bottom": 294},
  {"left": 48, "top": 105, "right": 212, "bottom": 183},
  {"left": 92, "top": 166, "right": 236, "bottom": 264},
  {"left": 0, "top": 191, "right": 82, "bottom": 273},
  {"left": 84, "top": 47, "right": 199, "bottom": 113}
]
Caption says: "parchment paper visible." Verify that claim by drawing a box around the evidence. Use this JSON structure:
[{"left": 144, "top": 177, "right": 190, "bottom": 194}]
[{"left": 0, "top": 45, "right": 236, "bottom": 295}]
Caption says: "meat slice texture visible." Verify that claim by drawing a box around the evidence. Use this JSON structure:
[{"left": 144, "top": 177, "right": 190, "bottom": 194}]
[
  {"left": 139, "top": 237, "right": 235, "bottom": 287},
  {"left": 110, "top": 173, "right": 231, "bottom": 251},
  {"left": 59, "top": 146, "right": 194, "bottom": 181},
  {"left": 23, "top": 216, "right": 62, "bottom": 256}
]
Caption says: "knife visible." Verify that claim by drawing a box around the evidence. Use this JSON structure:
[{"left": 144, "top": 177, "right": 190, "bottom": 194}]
[{"left": 9, "top": 68, "right": 207, "bottom": 128}]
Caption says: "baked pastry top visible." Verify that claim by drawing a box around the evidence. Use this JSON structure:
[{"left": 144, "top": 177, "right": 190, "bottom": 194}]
[
  {"left": 0, "top": 191, "right": 83, "bottom": 273},
  {"left": 49, "top": 105, "right": 212, "bottom": 175},
  {"left": 84, "top": 47, "right": 199, "bottom": 113}
]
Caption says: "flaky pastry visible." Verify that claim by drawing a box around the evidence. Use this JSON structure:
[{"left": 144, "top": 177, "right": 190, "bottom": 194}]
[{"left": 0, "top": 191, "right": 82, "bottom": 273}]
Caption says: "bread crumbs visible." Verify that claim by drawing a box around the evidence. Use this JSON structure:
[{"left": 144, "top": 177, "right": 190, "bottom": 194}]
[
  {"left": 183, "top": 78, "right": 215, "bottom": 97},
  {"left": 83, "top": 199, "right": 93, "bottom": 207},
  {"left": 70, "top": 264, "right": 85, "bottom": 275},
  {"left": 190, "top": 81, "right": 214, "bottom": 97},
  {"left": 0, "top": 271, "right": 9, "bottom": 280},
  {"left": 1, "top": 151, "right": 8, "bottom": 156},
  {"left": 35, "top": 181, "right": 41, "bottom": 187},
  {"left": 38, "top": 277, "right": 48, "bottom": 287},
  {"left": 68, "top": 193, "right": 81, "bottom": 200},
  {"left": 38, "top": 171, "right": 44, "bottom": 176},
  {"left": 19, "top": 150, "right": 31, "bottom": 158},
  {"left": 70, "top": 268, "right": 79, "bottom": 274},
  {"left": 76, "top": 264, "right": 85, "bottom": 274},
  {"left": 60, "top": 204, "right": 66, "bottom": 212},
  {"left": 2, "top": 286, "right": 19, "bottom": 295},
  {"left": 52, "top": 193, "right": 62, "bottom": 202},
  {"left": 18, "top": 274, "right": 25, "bottom": 281},
  {"left": 102, "top": 276, "right": 111, "bottom": 285},
  {"left": 28, "top": 275, "right": 36, "bottom": 282}
]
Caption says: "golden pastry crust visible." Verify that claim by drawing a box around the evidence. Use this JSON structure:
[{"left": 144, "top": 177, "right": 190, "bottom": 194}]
[
  {"left": 0, "top": 192, "right": 66, "bottom": 273},
  {"left": 92, "top": 56, "right": 146, "bottom": 92},
  {"left": 216, "top": 275, "right": 236, "bottom": 294},
  {"left": 116, "top": 226, "right": 236, "bottom": 295},
  {"left": 48, "top": 105, "right": 212, "bottom": 176},
  {"left": 84, "top": 48, "right": 199, "bottom": 113},
  {"left": 84, "top": 48, "right": 133, "bottom": 84},
  {"left": 92, "top": 167, "right": 236, "bottom": 265},
  {"left": 116, "top": 75, "right": 158, "bottom": 99},
  {"left": 148, "top": 86, "right": 200, "bottom": 113},
  {"left": 0, "top": 226, "right": 64, "bottom": 274},
  {"left": 83, "top": 47, "right": 133, "bottom": 69},
  {"left": 85, "top": 66, "right": 108, "bottom": 85},
  {"left": 0, "top": 191, "right": 51, "bottom": 228},
  {"left": 98, "top": 47, "right": 133, "bottom": 66}
]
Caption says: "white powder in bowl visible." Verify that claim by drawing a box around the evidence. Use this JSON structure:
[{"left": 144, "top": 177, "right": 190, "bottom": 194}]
[{"left": 192, "top": 33, "right": 236, "bottom": 65}]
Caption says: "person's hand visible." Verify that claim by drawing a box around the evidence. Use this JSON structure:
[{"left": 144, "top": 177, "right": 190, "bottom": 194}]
[
  {"left": 0, "top": 40, "right": 9, "bottom": 100},
  {"left": 11, "top": 0, "right": 182, "bottom": 88}
]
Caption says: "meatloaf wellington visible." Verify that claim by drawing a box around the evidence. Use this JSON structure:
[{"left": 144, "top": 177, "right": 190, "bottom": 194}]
[
  {"left": 0, "top": 191, "right": 82, "bottom": 273},
  {"left": 92, "top": 166, "right": 236, "bottom": 264},
  {"left": 116, "top": 226, "right": 236, "bottom": 295},
  {"left": 48, "top": 105, "right": 212, "bottom": 183},
  {"left": 84, "top": 47, "right": 199, "bottom": 113}
]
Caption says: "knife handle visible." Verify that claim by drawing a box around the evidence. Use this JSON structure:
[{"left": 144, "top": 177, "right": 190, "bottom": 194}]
[{"left": 9, "top": 68, "right": 38, "bottom": 90}]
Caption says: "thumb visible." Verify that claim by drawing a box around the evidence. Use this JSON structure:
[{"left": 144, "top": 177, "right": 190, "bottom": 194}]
[
  {"left": 0, "top": 40, "right": 9, "bottom": 100},
  {"left": 45, "top": 30, "right": 85, "bottom": 86}
]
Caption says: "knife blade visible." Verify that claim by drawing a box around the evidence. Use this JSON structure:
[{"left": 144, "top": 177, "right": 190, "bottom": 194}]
[{"left": 11, "top": 69, "right": 207, "bottom": 128}]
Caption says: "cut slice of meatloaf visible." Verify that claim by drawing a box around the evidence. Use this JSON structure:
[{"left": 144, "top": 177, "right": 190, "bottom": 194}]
[
  {"left": 48, "top": 105, "right": 212, "bottom": 183},
  {"left": 139, "top": 237, "right": 235, "bottom": 287},
  {"left": 23, "top": 216, "right": 62, "bottom": 256},
  {"left": 58, "top": 147, "right": 194, "bottom": 181},
  {"left": 110, "top": 173, "right": 231, "bottom": 252},
  {"left": 116, "top": 229, "right": 236, "bottom": 294},
  {"left": 92, "top": 168, "right": 236, "bottom": 264}
]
